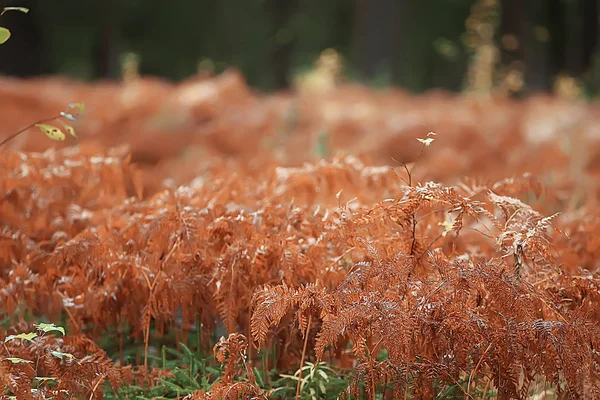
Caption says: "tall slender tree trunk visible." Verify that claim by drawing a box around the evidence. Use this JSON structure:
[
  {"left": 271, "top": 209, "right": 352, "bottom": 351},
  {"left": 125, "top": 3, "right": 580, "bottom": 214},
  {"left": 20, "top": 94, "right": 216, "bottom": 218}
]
[
  {"left": 265, "top": 0, "right": 298, "bottom": 90},
  {"left": 523, "top": 0, "right": 552, "bottom": 92},
  {"left": 352, "top": 0, "right": 405, "bottom": 84},
  {"left": 500, "top": 0, "right": 525, "bottom": 67},
  {"left": 564, "top": 0, "right": 583, "bottom": 77},
  {"left": 590, "top": 0, "right": 600, "bottom": 91},
  {"left": 581, "top": 0, "right": 598, "bottom": 74},
  {"left": 95, "top": 0, "right": 120, "bottom": 80}
]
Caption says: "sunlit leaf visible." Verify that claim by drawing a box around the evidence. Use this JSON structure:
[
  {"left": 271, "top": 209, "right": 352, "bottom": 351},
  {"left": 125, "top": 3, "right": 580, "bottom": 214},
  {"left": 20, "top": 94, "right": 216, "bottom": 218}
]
[
  {"left": 35, "top": 124, "right": 66, "bottom": 141},
  {"left": 35, "top": 377, "right": 57, "bottom": 382},
  {"left": 417, "top": 137, "right": 435, "bottom": 147},
  {"left": 439, "top": 220, "right": 454, "bottom": 237},
  {"left": 50, "top": 351, "right": 74, "bottom": 360},
  {"left": 0, "top": 27, "right": 10, "bottom": 45},
  {"left": 1, "top": 7, "right": 29, "bottom": 15},
  {"left": 59, "top": 122, "right": 77, "bottom": 139},
  {"left": 4, "top": 332, "right": 38, "bottom": 342},
  {"left": 318, "top": 382, "right": 327, "bottom": 394},
  {"left": 35, "top": 322, "right": 65, "bottom": 335},
  {"left": 317, "top": 369, "right": 329, "bottom": 380},
  {"left": 59, "top": 111, "right": 77, "bottom": 121},
  {"left": 5, "top": 357, "right": 33, "bottom": 364}
]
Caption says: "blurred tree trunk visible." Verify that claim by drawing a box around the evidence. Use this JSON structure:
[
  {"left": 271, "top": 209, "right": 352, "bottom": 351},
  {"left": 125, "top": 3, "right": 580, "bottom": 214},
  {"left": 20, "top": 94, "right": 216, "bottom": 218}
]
[
  {"left": 589, "top": 0, "right": 600, "bottom": 92},
  {"left": 352, "top": 0, "right": 405, "bottom": 83},
  {"left": 94, "top": 0, "right": 120, "bottom": 80},
  {"left": 265, "top": 0, "right": 298, "bottom": 90},
  {"left": 597, "top": 0, "right": 600, "bottom": 51},
  {"left": 0, "top": 0, "right": 49, "bottom": 77},
  {"left": 564, "top": 0, "right": 583, "bottom": 77},
  {"left": 500, "top": 0, "right": 525, "bottom": 67},
  {"left": 523, "top": 0, "right": 552, "bottom": 92},
  {"left": 581, "top": 0, "right": 598, "bottom": 74}
]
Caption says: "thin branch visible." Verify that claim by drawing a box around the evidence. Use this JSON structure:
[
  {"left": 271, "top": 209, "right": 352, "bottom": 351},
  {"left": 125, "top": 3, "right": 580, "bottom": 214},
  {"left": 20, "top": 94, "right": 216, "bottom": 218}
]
[
  {"left": 295, "top": 313, "right": 312, "bottom": 400},
  {"left": 0, "top": 116, "right": 61, "bottom": 149}
]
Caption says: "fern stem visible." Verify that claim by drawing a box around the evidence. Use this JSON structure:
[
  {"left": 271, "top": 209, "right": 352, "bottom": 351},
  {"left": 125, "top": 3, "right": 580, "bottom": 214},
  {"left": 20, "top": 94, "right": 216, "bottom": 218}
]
[
  {"left": 295, "top": 313, "right": 312, "bottom": 400},
  {"left": 144, "top": 321, "right": 151, "bottom": 369},
  {"left": 481, "top": 376, "right": 491, "bottom": 399},
  {"left": 196, "top": 312, "right": 202, "bottom": 358},
  {"left": 467, "top": 342, "right": 492, "bottom": 396},
  {"left": 370, "top": 360, "right": 376, "bottom": 400},
  {"left": 119, "top": 331, "right": 123, "bottom": 366},
  {"left": 88, "top": 373, "right": 107, "bottom": 400}
]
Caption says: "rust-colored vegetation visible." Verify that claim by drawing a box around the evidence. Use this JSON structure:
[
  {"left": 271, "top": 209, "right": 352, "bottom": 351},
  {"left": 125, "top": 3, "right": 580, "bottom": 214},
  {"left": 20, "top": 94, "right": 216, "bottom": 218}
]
[{"left": 1, "top": 71, "right": 600, "bottom": 399}]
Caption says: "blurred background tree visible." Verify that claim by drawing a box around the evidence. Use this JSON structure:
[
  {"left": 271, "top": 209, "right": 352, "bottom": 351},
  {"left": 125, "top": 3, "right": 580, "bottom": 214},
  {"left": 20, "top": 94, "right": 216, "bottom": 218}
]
[{"left": 0, "top": 0, "right": 599, "bottom": 96}]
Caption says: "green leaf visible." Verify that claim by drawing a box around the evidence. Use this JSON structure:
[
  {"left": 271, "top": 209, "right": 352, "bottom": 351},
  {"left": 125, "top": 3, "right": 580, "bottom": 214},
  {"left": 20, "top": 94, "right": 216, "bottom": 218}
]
[
  {"left": 67, "top": 102, "right": 85, "bottom": 112},
  {"left": 1, "top": 7, "right": 29, "bottom": 15},
  {"left": 319, "top": 381, "right": 327, "bottom": 394},
  {"left": 50, "top": 351, "right": 74, "bottom": 360},
  {"left": 5, "top": 357, "right": 33, "bottom": 364},
  {"left": 254, "top": 367, "right": 265, "bottom": 387},
  {"left": 35, "top": 322, "right": 65, "bottom": 335},
  {"left": 417, "top": 137, "right": 435, "bottom": 147},
  {"left": 0, "top": 27, "right": 10, "bottom": 45},
  {"left": 35, "top": 124, "right": 66, "bottom": 141},
  {"left": 4, "top": 331, "right": 38, "bottom": 342}
]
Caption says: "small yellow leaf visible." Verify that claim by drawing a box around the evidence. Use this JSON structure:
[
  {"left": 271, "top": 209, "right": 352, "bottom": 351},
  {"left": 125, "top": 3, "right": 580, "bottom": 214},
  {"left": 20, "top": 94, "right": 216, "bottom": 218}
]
[
  {"left": 0, "top": 27, "right": 10, "bottom": 44},
  {"left": 60, "top": 122, "right": 77, "bottom": 139},
  {"left": 439, "top": 220, "right": 454, "bottom": 237},
  {"left": 35, "top": 124, "right": 66, "bottom": 141},
  {"left": 417, "top": 137, "right": 435, "bottom": 147}
]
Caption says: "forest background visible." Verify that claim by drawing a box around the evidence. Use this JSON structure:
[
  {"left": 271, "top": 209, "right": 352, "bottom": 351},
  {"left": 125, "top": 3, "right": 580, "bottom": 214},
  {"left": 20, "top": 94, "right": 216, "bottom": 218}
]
[{"left": 0, "top": 0, "right": 597, "bottom": 96}]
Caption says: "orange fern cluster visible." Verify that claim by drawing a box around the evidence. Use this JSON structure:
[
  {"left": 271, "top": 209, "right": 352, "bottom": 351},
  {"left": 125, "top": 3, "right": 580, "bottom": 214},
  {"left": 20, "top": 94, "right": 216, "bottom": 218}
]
[
  {"left": 1, "top": 149, "right": 406, "bottom": 361},
  {"left": 1, "top": 71, "right": 600, "bottom": 200},
  {"left": 250, "top": 170, "right": 600, "bottom": 398},
  {"left": 1, "top": 79, "right": 600, "bottom": 398}
]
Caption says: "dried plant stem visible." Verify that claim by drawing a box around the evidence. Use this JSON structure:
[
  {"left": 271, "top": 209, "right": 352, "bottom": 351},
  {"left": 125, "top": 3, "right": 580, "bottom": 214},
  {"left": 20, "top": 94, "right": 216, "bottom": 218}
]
[
  {"left": 62, "top": 303, "right": 81, "bottom": 333},
  {"left": 119, "top": 331, "right": 124, "bottom": 366},
  {"left": 295, "top": 313, "right": 312, "bottom": 400},
  {"left": 481, "top": 376, "right": 492, "bottom": 399},
  {"left": 143, "top": 241, "right": 178, "bottom": 368},
  {"left": 404, "top": 367, "right": 409, "bottom": 400},
  {"left": 382, "top": 374, "right": 388, "bottom": 400},
  {"left": 88, "top": 373, "right": 106, "bottom": 400},
  {"left": 369, "top": 359, "right": 376, "bottom": 400},
  {"left": 143, "top": 320, "right": 151, "bottom": 369},
  {"left": 409, "top": 214, "right": 417, "bottom": 255},
  {"left": 467, "top": 343, "right": 492, "bottom": 396},
  {"left": 0, "top": 116, "right": 60, "bottom": 149},
  {"left": 248, "top": 306, "right": 253, "bottom": 363}
]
